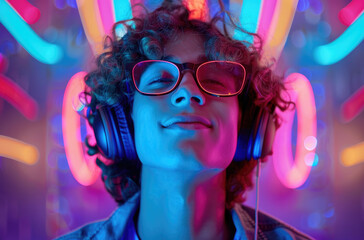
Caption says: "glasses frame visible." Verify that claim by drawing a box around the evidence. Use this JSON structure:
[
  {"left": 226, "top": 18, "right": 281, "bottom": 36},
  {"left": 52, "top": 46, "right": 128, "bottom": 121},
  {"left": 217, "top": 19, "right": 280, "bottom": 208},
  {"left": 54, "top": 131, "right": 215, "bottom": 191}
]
[{"left": 132, "top": 60, "right": 246, "bottom": 97}]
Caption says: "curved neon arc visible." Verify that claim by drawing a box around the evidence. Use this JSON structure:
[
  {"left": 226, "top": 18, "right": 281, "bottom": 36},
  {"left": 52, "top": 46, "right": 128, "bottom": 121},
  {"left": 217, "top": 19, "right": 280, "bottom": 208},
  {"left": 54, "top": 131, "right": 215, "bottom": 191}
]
[
  {"left": 233, "top": 0, "right": 263, "bottom": 44},
  {"left": 98, "top": 0, "right": 115, "bottom": 36},
  {"left": 76, "top": 0, "right": 106, "bottom": 55},
  {"left": 7, "top": 0, "right": 41, "bottom": 24},
  {"left": 272, "top": 73, "right": 317, "bottom": 188},
  {"left": 0, "top": 74, "right": 38, "bottom": 120},
  {"left": 0, "top": 0, "right": 62, "bottom": 64},
  {"left": 256, "top": 0, "right": 277, "bottom": 45},
  {"left": 62, "top": 72, "right": 100, "bottom": 186},
  {"left": 341, "top": 85, "right": 364, "bottom": 122},
  {"left": 314, "top": 12, "right": 364, "bottom": 65}
]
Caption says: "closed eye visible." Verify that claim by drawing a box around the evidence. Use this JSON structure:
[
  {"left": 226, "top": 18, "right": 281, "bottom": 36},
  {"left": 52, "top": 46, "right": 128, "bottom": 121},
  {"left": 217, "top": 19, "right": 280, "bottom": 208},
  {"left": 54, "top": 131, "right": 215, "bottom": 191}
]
[{"left": 148, "top": 78, "right": 175, "bottom": 85}]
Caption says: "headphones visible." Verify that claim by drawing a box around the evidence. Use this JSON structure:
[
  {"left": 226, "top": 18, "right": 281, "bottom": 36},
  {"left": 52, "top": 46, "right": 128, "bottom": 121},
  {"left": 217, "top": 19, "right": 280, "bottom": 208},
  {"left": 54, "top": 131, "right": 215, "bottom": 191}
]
[{"left": 89, "top": 83, "right": 276, "bottom": 162}]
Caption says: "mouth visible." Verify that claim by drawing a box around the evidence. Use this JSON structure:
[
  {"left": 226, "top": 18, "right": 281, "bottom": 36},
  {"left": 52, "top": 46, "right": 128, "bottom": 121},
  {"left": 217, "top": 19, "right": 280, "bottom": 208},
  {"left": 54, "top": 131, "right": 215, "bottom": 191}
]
[{"left": 161, "top": 115, "right": 212, "bottom": 130}]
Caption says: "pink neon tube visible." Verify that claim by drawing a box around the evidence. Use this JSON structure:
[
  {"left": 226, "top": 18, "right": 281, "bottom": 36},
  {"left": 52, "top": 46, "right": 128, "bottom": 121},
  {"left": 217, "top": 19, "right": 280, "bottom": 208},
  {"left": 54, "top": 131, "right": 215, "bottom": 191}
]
[
  {"left": 256, "top": 0, "right": 277, "bottom": 44},
  {"left": 0, "top": 74, "right": 38, "bottom": 120},
  {"left": 7, "top": 0, "right": 40, "bottom": 24},
  {"left": 62, "top": 72, "right": 100, "bottom": 186},
  {"left": 341, "top": 85, "right": 364, "bottom": 122},
  {"left": 98, "top": 0, "right": 115, "bottom": 35},
  {"left": 272, "top": 73, "right": 317, "bottom": 188},
  {"left": 339, "top": 0, "right": 364, "bottom": 26}
]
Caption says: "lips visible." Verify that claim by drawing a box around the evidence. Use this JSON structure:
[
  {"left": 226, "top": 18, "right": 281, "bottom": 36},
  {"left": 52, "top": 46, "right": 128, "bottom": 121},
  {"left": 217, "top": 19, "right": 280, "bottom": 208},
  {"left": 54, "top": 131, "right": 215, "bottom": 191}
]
[{"left": 161, "top": 115, "right": 212, "bottom": 129}]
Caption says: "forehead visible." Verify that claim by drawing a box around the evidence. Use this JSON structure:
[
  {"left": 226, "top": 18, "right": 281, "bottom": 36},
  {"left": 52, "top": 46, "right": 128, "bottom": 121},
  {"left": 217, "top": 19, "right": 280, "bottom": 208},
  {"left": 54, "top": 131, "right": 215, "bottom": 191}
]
[{"left": 163, "top": 31, "right": 206, "bottom": 63}]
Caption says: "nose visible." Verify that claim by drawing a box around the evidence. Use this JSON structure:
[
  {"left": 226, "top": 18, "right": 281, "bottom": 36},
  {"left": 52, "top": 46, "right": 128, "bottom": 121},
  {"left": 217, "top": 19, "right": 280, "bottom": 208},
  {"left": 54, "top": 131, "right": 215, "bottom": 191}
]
[{"left": 171, "top": 72, "right": 205, "bottom": 107}]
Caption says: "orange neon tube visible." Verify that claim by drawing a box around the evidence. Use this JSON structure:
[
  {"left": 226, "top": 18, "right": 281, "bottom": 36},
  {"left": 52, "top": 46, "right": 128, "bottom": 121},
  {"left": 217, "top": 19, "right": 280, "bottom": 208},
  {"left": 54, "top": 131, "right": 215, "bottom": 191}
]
[{"left": 0, "top": 135, "right": 39, "bottom": 165}]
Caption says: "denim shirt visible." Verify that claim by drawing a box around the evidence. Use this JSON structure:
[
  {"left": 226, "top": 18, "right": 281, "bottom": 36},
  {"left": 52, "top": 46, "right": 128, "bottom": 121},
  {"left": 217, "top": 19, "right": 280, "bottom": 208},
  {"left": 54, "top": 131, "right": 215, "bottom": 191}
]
[{"left": 56, "top": 192, "right": 313, "bottom": 240}]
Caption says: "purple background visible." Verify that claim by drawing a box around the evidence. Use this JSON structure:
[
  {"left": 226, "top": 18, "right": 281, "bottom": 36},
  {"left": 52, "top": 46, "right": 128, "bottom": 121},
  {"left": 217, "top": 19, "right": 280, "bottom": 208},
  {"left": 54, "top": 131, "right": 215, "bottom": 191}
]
[{"left": 0, "top": 0, "right": 363, "bottom": 239}]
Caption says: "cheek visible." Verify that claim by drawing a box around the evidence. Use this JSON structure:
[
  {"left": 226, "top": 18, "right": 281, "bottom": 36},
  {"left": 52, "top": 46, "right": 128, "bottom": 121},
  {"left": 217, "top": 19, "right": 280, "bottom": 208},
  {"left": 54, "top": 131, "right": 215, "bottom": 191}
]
[
  {"left": 220, "top": 101, "right": 240, "bottom": 163},
  {"left": 132, "top": 94, "right": 171, "bottom": 165},
  {"left": 132, "top": 95, "right": 157, "bottom": 163},
  {"left": 203, "top": 100, "right": 240, "bottom": 169}
]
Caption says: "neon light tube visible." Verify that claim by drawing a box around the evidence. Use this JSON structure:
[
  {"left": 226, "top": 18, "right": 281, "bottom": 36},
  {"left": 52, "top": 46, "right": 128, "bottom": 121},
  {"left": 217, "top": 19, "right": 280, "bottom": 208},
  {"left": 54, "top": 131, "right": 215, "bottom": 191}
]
[
  {"left": 0, "top": 135, "right": 39, "bottom": 165},
  {"left": 339, "top": 0, "right": 364, "bottom": 26},
  {"left": 113, "top": 0, "right": 132, "bottom": 22},
  {"left": 98, "top": 0, "right": 115, "bottom": 35},
  {"left": 0, "top": 53, "right": 8, "bottom": 73},
  {"left": 0, "top": 0, "right": 62, "bottom": 64},
  {"left": 314, "top": 12, "right": 364, "bottom": 65},
  {"left": 341, "top": 141, "right": 364, "bottom": 167},
  {"left": 186, "top": 0, "right": 209, "bottom": 21},
  {"left": 272, "top": 73, "right": 317, "bottom": 188},
  {"left": 7, "top": 0, "right": 40, "bottom": 24},
  {"left": 0, "top": 74, "right": 38, "bottom": 120},
  {"left": 256, "top": 0, "right": 277, "bottom": 45},
  {"left": 341, "top": 85, "right": 364, "bottom": 122},
  {"left": 62, "top": 72, "right": 101, "bottom": 186},
  {"left": 262, "top": 0, "right": 298, "bottom": 62},
  {"left": 233, "top": 0, "right": 263, "bottom": 44},
  {"left": 76, "top": 0, "right": 105, "bottom": 55}
]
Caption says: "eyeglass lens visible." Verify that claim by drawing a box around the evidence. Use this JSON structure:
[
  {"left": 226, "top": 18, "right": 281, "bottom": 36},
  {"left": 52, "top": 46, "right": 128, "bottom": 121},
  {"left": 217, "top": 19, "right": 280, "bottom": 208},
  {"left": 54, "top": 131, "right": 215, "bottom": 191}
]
[{"left": 133, "top": 61, "right": 245, "bottom": 96}]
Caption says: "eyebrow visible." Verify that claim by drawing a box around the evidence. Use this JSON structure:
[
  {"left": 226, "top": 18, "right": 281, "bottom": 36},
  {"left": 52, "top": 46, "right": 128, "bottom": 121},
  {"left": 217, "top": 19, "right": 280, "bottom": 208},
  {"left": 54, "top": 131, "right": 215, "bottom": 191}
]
[{"left": 163, "top": 54, "right": 208, "bottom": 63}]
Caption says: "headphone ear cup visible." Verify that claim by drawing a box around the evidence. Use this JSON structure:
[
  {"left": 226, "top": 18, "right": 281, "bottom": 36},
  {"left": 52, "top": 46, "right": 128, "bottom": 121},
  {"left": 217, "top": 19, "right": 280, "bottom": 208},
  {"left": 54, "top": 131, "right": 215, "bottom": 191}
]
[
  {"left": 234, "top": 102, "right": 275, "bottom": 161},
  {"left": 252, "top": 108, "right": 269, "bottom": 159},
  {"left": 261, "top": 111, "right": 276, "bottom": 157},
  {"left": 113, "top": 105, "right": 138, "bottom": 161},
  {"left": 91, "top": 104, "right": 137, "bottom": 161},
  {"left": 234, "top": 100, "right": 259, "bottom": 161}
]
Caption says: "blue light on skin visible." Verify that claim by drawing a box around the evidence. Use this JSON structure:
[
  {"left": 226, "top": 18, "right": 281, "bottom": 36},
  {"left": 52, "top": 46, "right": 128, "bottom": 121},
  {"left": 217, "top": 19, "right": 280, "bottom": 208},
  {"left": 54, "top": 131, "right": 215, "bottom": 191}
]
[
  {"left": 133, "top": 32, "right": 240, "bottom": 239},
  {"left": 0, "top": 0, "right": 63, "bottom": 64},
  {"left": 114, "top": 0, "right": 132, "bottom": 22},
  {"left": 314, "top": 12, "right": 364, "bottom": 65},
  {"left": 233, "top": 0, "right": 263, "bottom": 45}
]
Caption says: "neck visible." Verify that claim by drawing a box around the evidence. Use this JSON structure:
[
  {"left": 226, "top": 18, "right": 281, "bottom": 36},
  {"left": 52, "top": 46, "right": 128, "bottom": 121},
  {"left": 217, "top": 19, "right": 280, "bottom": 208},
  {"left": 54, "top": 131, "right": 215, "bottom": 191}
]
[{"left": 137, "top": 165, "right": 229, "bottom": 240}]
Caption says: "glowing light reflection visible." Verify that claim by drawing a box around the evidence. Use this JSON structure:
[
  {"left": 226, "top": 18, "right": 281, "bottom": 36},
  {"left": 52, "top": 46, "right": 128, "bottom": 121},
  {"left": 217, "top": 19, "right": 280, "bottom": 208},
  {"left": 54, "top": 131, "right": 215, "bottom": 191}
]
[
  {"left": 272, "top": 73, "right": 317, "bottom": 188},
  {"left": 0, "top": 0, "right": 62, "bottom": 64},
  {"left": 304, "top": 136, "right": 317, "bottom": 151},
  {"left": 0, "top": 135, "right": 39, "bottom": 165},
  {"left": 62, "top": 72, "right": 100, "bottom": 186}
]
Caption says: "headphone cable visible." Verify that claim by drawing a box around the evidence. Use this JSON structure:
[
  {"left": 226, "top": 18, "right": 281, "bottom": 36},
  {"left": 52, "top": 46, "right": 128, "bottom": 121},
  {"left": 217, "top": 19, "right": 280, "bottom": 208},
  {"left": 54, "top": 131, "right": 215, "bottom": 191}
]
[{"left": 254, "top": 158, "right": 261, "bottom": 240}]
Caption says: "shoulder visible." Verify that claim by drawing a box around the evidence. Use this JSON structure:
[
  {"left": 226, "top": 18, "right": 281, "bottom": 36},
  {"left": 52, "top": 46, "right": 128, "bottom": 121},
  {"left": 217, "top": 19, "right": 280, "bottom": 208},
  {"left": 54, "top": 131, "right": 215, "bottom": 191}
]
[
  {"left": 54, "top": 220, "right": 106, "bottom": 240},
  {"left": 233, "top": 204, "right": 315, "bottom": 240},
  {"left": 54, "top": 193, "right": 140, "bottom": 240}
]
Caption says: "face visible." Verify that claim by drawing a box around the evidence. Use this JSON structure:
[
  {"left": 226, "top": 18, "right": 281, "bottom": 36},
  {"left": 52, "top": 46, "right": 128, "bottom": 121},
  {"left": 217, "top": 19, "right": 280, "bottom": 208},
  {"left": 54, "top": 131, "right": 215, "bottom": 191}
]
[{"left": 132, "top": 31, "right": 240, "bottom": 171}]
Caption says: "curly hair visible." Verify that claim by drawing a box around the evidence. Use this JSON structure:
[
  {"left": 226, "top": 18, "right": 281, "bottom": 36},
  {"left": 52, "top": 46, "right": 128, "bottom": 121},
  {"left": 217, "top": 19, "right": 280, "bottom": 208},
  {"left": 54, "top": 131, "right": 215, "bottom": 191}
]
[{"left": 85, "top": 1, "right": 290, "bottom": 208}]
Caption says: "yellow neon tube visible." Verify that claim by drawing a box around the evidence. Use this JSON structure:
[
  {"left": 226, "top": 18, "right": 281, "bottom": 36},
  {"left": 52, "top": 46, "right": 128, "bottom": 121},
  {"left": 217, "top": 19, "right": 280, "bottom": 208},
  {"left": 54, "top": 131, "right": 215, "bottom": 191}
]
[{"left": 0, "top": 135, "right": 39, "bottom": 165}]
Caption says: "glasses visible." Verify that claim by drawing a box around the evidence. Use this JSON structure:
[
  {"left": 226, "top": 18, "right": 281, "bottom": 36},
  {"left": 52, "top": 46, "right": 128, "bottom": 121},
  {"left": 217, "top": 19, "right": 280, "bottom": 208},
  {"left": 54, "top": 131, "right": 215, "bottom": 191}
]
[{"left": 132, "top": 60, "right": 246, "bottom": 97}]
